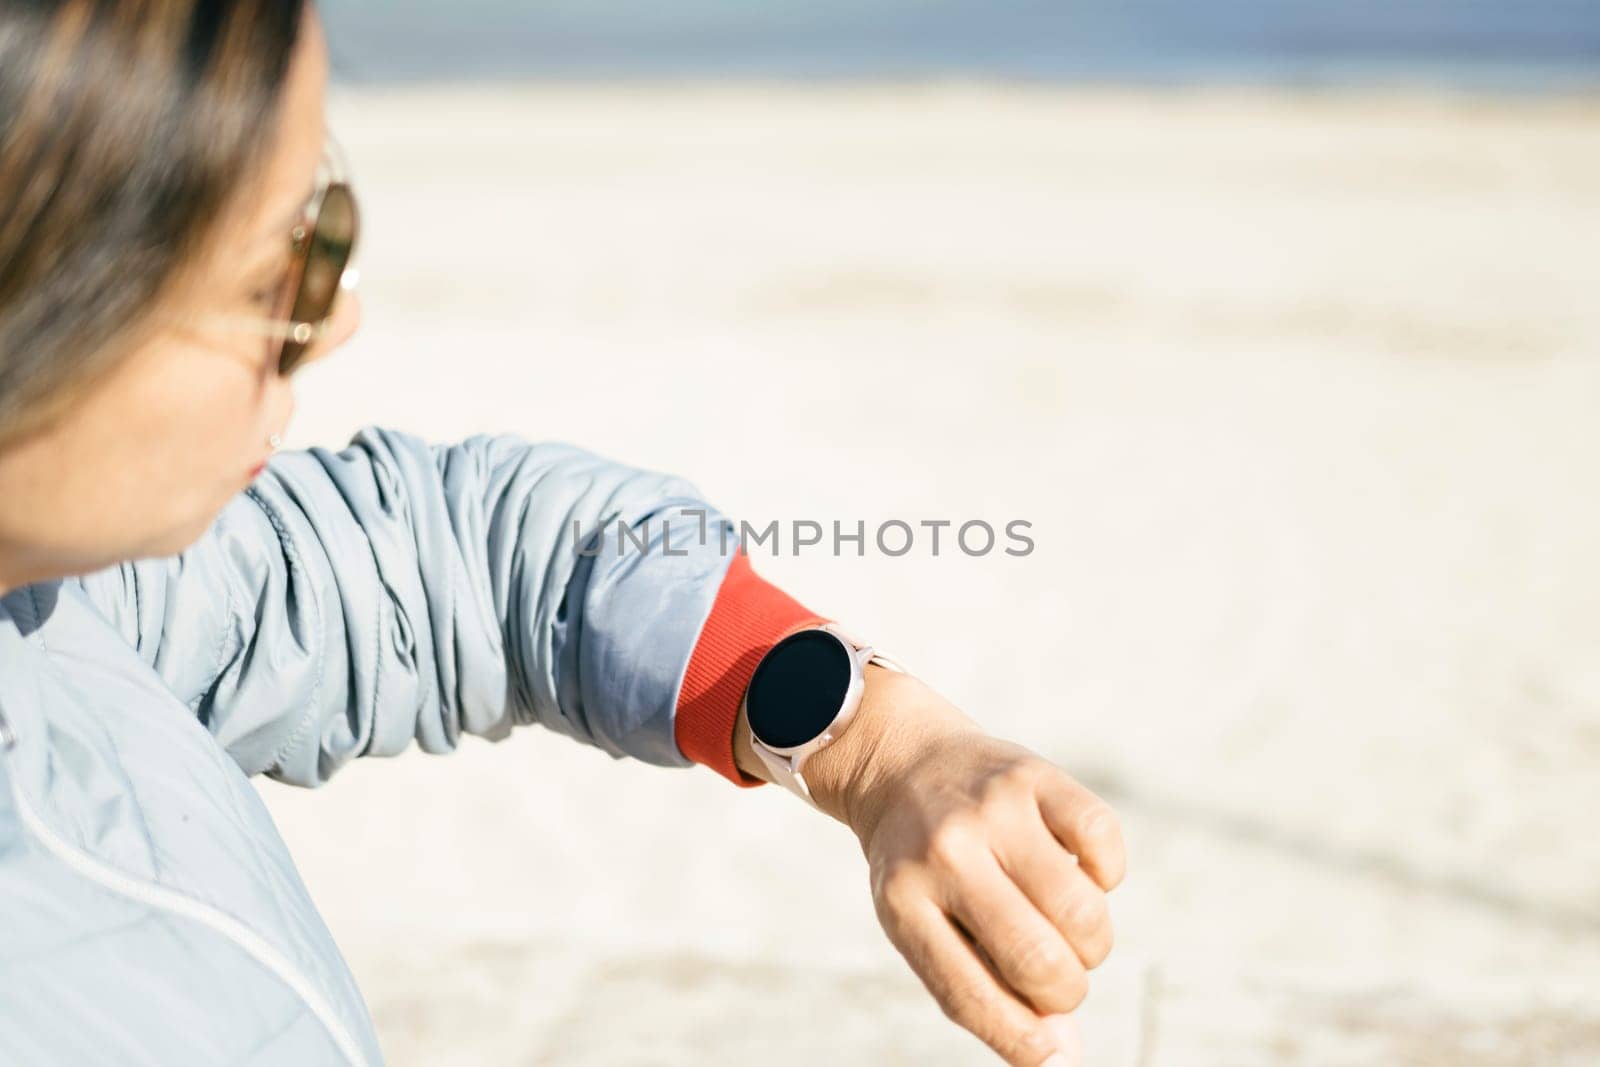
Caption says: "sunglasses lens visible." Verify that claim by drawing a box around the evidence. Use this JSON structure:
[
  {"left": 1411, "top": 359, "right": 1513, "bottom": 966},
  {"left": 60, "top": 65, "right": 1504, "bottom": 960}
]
[{"left": 278, "top": 183, "right": 359, "bottom": 375}]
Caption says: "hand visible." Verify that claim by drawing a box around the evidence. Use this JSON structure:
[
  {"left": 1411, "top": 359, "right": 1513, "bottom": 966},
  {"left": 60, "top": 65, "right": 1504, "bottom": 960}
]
[{"left": 799, "top": 669, "right": 1126, "bottom": 1066}]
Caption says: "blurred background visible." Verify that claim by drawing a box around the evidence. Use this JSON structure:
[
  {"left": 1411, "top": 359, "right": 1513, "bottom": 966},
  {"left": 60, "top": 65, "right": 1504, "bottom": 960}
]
[{"left": 264, "top": 2, "right": 1600, "bottom": 1064}]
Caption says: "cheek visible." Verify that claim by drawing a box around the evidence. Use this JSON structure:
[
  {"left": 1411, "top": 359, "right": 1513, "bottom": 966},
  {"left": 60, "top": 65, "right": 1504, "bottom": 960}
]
[
  {"left": 135, "top": 355, "right": 266, "bottom": 444},
  {"left": 90, "top": 341, "right": 282, "bottom": 538},
  {"left": 0, "top": 331, "right": 290, "bottom": 580}
]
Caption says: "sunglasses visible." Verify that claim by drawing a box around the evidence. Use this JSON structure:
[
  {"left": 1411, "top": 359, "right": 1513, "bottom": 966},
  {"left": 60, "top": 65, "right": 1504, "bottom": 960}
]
[{"left": 201, "top": 138, "right": 360, "bottom": 376}]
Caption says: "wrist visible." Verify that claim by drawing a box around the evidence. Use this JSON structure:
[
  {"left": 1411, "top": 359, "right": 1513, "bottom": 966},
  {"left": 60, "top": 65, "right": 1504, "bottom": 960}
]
[{"left": 801, "top": 665, "right": 979, "bottom": 831}]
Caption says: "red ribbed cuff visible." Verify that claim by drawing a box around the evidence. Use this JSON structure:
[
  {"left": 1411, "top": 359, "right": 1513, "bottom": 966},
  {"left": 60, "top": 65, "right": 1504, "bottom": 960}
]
[{"left": 675, "top": 552, "right": 825, "bottom": 787}]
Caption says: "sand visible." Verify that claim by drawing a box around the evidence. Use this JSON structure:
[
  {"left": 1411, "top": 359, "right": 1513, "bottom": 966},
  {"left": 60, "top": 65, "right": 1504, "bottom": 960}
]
[{"left": 260, "top": 82, "right": 1600, "bottom": 1064}]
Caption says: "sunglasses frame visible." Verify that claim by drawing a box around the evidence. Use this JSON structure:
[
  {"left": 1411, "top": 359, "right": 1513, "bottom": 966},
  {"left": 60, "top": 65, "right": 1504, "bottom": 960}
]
[{"left": 198, "top": 136, "right": 360, "bottom": 376}]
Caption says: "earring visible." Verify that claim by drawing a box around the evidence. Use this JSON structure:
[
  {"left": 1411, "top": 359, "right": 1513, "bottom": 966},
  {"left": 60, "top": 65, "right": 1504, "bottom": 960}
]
[{"left": 268, "top": 433, "right": 282, "bottom": 451}]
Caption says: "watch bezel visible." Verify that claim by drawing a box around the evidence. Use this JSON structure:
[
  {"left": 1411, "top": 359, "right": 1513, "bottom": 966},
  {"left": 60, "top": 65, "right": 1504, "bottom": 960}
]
[{"left": 744, "top": 625, "right": 866, "bottom": 758}]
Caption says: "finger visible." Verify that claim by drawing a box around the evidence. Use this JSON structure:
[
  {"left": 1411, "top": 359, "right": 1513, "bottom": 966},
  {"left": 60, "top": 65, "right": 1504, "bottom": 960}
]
[
  {"left": 1035, "top": 774, "right": 1125, "bottom": 891},
  {"left": 996, "top": 815, "right": 1114, "bottom": 970},
  {"left": 1042, "top": 1014, "right": 1084, "bottom": 1067},
  {"left": 944, "top": 852, "right": 1089, "bottom": 1016},
  {"left": 891, "top": 898, "right": 1077, "bottom": 1067}
]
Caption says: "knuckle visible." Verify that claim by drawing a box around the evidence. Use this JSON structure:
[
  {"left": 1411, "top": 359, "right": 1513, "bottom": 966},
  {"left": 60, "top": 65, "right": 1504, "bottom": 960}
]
[
  {"left": 1082, "top": 920, "right": 1115, "bottom": 969},
  {"left": 990, "top": 758, "right": 1043, "bottom": 796},
  {"left": 975, "top": 759, "right": 1044, "bottom": 815},
  {"left": 925, "top": 817, "right": 978, "bottom": 867},
  {"left": 1059, "top": 966, "right": 1090, "bottom": 1012},
  {"left": 875, "top": 865, "right": 923, "bottom": 916},
  {"left": 1077, "top": 801, "right": 1121, "bottom": 845},
  {"left": 1066, "top": 892, "right": 1109, "bottom": 938},
  {"left": 936, "top": 979, "right": 984, "bottom": 1026},
  {"left": 1001, "top": 1025, "right": 1061, "bottom": 1067},
  {"left": 936, "top": 977, "right": 1059, "bottom": 1066},
  {"left": 1008, "top": 934, "right": 1070, "bottom": 989},
  {"left": 1060, "top": 893, "right": 1113, "bottom": 968}
]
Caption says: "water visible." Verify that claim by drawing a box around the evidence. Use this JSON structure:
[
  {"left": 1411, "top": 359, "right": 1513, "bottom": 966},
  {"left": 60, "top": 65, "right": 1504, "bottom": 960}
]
[{"left": 319, "top": 0, "right": 1600, "bottom": 90}]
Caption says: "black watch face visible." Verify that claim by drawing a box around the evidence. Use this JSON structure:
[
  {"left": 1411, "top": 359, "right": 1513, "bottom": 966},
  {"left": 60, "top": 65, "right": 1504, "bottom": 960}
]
[{"left": 746, "top": 629, "right": 853, "bottom": 750}]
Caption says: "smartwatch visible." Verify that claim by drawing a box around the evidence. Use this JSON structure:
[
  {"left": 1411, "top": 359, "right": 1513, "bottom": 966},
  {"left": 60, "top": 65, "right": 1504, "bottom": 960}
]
[{"left": 742, "top": 623, "right": 905, "bottom": 808}]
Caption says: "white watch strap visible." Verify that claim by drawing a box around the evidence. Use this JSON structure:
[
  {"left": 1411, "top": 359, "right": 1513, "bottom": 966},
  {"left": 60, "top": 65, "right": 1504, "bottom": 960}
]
[
  {"left": 863, "top": 648, "right": 906, "bottom": 674},
  {"left": 752, "top": 742, "right": 820, "bottom": 809},
  {"left": 822, "top": 622, "right": 906, "bottom": 676}
]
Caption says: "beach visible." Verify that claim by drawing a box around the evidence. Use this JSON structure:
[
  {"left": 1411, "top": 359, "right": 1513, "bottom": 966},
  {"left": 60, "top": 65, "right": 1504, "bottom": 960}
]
[{"left": 262, "top": 82, "right": 1600, "bottom": 1064}]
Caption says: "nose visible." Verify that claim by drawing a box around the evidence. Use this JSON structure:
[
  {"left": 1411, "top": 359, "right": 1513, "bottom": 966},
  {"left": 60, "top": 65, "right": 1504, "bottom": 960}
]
[{"left": 299, "top": 289, "right": 362, "bottom": 369}]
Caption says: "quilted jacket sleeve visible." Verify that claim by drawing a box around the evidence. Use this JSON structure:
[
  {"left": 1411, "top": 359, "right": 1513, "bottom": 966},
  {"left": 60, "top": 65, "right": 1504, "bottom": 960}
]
[{"left": 69, "top": 424, "right": 740, "bottom": 787}]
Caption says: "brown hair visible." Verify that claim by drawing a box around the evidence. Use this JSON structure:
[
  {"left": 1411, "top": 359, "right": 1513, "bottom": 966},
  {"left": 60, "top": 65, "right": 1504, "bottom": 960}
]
[{"left": 0, "top": 0, "right": 307, "bottom": 444}]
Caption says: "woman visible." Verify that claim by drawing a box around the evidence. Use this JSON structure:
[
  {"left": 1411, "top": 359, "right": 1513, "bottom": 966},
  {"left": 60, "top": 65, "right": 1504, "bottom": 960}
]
[{"left": 0, "top": 4, "right": 1123, "bottom": 1065}]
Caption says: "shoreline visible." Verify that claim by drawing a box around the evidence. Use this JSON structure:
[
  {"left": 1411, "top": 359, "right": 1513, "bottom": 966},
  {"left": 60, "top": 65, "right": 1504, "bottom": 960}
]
[{"left": 332, "top": 73, "right": 1600, "bottom": 106}]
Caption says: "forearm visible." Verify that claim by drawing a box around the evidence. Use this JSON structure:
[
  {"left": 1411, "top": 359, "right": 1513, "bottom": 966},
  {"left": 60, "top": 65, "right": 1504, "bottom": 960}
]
[{"left": 73, "top": 425, "right": 737, "bottom": 784}]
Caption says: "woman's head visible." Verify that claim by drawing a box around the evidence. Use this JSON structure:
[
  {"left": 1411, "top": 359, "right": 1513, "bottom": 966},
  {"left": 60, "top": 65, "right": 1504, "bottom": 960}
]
[{"left": 0, "top": 0, "right": 359, "bottom": 593}]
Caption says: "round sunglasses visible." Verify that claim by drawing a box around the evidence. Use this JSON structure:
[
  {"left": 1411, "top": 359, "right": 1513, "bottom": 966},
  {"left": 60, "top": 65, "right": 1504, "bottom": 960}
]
[{"left": 202, "top": 138, "right": 360, "bottom": 376}]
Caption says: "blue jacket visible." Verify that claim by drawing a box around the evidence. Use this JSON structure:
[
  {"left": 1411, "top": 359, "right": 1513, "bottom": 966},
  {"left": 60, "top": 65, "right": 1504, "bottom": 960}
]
[{"left": 0, "top": 426, "right": 743, "bottom": 1065}]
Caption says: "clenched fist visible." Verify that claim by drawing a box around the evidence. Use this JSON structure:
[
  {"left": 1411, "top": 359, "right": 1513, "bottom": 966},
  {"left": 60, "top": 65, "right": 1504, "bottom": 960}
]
[{"left": 736, "top": 666, "right": 1126, "bottom": 1066}]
